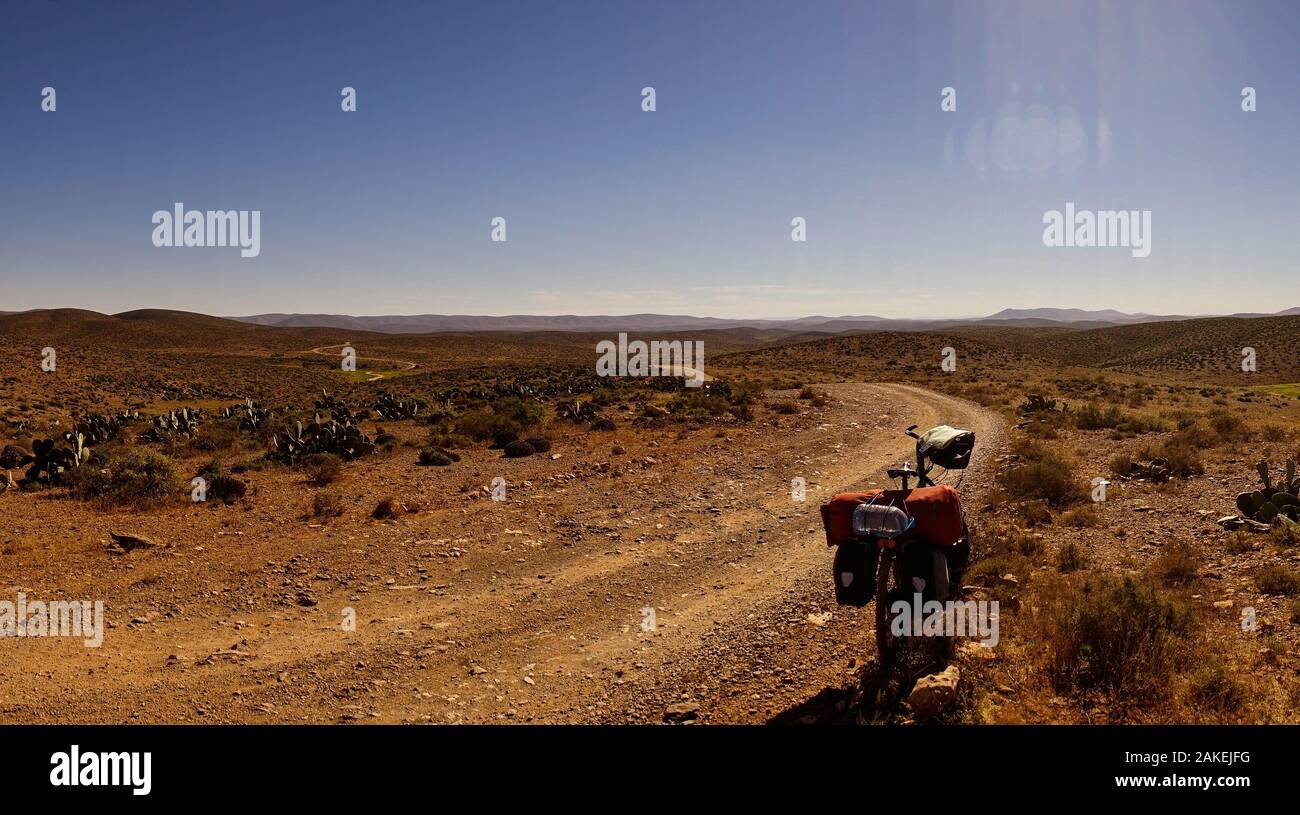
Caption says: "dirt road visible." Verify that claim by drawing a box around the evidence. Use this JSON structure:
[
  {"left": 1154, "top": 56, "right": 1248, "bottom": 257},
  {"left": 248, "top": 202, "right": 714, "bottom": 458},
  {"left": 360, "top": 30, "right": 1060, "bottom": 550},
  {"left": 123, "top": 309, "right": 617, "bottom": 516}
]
[
  {"left": 0, "top": 383, "right": 1003, "bottom": 723},
  {"left": 305, "top": 343, "right": 418, "bottom": 381}
]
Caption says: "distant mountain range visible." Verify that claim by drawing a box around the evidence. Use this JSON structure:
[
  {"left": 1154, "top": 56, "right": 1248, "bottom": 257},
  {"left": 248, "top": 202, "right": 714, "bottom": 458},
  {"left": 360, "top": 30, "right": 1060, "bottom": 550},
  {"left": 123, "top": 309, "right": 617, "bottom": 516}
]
[{"left": 229, "top": 307, "right": 1300, "bottom": 334}]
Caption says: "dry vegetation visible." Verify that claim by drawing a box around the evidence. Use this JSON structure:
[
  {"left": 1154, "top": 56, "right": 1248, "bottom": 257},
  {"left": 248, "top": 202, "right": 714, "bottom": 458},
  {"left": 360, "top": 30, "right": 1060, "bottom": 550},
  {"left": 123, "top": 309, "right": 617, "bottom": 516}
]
[
  {"left": 717, "top": 315, "right": 1300, "bottom": 723},
  {"left": 2, "top": 308, "right": 1299, "bottom": 724}
]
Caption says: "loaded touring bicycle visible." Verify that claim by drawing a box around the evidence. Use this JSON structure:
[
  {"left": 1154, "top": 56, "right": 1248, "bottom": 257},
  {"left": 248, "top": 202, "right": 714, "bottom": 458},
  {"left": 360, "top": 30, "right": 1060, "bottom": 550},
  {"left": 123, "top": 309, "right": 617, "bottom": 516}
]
[{"left": 820, "top": 424, "right": 976, "bottom": 662}]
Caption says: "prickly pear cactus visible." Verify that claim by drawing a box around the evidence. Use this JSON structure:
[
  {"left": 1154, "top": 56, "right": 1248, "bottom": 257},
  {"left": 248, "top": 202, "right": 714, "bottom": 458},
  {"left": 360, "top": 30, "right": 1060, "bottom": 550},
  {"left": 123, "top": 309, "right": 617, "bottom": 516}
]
[{"left": 1238, "top": 459, "right": 1300, "bottom": 525}]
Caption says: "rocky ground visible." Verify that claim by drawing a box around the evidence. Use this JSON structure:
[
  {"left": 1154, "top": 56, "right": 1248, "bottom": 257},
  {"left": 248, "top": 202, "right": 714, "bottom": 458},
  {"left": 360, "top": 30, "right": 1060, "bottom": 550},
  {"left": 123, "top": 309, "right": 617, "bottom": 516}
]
[{"left": 0, "top": 382, "right": 1004, "bottom": 724}]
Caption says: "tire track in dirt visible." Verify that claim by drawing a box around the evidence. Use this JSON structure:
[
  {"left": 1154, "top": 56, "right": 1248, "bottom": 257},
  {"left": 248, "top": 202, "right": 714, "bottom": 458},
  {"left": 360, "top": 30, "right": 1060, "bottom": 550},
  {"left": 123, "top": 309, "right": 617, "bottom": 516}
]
[{"left": 221, "top": 382, "right": 1003, "bottom": 723}]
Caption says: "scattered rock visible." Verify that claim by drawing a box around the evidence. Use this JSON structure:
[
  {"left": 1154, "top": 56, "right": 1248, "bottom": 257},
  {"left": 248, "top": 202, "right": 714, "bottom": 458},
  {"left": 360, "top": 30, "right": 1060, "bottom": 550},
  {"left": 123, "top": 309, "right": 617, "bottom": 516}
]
[
  {"left": 907, "top": 665, "right": 960, "bottom": 720},
  {"left": 663, "top": 701, "right": 700, "bottom": 722},
  {"left": 108, "top": 532, "right": 157, "bottom": 554},
  {"left": 806, "top": 611, "right": 833, "bottom": 627}
]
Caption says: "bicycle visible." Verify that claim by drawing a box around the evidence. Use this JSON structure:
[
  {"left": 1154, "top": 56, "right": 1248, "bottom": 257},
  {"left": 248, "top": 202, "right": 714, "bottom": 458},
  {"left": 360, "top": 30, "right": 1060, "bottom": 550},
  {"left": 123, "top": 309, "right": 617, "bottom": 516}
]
[{"left": 861, "top": 425, "right": 974, "bottom": 662}]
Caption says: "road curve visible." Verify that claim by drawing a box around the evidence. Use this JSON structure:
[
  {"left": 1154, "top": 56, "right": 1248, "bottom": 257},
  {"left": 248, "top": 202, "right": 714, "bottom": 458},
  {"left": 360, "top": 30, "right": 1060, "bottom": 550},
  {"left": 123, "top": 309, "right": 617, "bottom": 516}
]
[{"left": 0, "top": 382, "right": 1004, "bottom": 724}]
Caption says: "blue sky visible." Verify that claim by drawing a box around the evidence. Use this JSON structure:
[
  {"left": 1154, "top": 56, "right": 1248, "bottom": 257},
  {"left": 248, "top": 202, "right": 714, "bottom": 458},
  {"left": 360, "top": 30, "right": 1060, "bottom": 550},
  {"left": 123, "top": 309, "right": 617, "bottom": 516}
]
[{"left": 1, "top": 0, "right": 1296, "bottom": 318}]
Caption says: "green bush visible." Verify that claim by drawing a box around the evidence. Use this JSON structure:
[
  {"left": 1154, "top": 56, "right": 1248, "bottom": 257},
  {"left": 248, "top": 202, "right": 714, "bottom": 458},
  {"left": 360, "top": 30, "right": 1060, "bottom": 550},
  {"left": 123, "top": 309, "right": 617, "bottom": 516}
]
[
  {"left": 66, "top": 448, "right": 181, "bottom": 505},
  {"left": 998, "top": 439, "right": 1084, "bottom": 506},
  {"left": 1075, "top": 403, "right": 1124, "bottom": 430},
  {"left": 668, "top": 391, "right": 733, "bottom": 418},
  {"left": 1043, "top": 575, "right": 1196, "bottom": 697},
  {"left": 455, "top": 397, "right": 544, "bottom": 442}
]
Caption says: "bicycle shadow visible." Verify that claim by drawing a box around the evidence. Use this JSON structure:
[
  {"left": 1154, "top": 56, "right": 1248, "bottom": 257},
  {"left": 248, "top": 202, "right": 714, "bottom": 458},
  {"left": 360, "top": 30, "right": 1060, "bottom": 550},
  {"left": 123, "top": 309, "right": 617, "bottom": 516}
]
[{"left": 768, "top": 638, "right": 955, "bottom": 725}]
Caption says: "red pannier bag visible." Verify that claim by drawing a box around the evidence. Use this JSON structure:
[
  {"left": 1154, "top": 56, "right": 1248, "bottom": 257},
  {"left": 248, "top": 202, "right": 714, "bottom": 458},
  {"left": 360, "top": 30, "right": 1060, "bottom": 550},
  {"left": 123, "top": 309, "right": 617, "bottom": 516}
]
[{"left": 820, "top": 486, "right": 964, "bottom": 548}]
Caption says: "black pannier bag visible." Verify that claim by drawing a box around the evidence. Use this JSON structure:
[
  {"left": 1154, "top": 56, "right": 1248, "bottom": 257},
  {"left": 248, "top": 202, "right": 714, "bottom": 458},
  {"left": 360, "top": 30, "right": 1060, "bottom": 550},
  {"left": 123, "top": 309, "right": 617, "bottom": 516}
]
[
  {"left": 832, "top": 540, "right": 879, "bottom": 607},
  {"left": 920, "top": 425, "right": 975, "bottom": 470},
  {"left": 893, "top": 541, "right": 952, "bottom": 604}
]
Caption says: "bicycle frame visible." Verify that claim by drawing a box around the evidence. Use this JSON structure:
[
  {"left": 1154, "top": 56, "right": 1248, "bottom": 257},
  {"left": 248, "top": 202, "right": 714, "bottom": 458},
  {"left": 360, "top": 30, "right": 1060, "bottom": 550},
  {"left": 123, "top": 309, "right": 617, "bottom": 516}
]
[{"left": 887, "top": 424, "right": 937, "bottom": 490}]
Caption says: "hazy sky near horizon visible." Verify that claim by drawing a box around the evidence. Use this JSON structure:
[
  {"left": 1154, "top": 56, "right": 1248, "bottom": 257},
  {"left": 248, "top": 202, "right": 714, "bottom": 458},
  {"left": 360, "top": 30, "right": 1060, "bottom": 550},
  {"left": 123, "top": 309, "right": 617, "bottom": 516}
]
[{"left": 2, "top": 0, "right": 1297, "bottom": 319}]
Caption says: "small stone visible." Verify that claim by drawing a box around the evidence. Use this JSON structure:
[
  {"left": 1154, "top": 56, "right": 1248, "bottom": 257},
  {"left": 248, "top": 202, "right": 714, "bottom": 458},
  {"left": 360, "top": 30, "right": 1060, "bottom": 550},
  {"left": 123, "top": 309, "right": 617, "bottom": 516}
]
[{"left": 664, "top": 702, "right": 700, "bottom": 722}]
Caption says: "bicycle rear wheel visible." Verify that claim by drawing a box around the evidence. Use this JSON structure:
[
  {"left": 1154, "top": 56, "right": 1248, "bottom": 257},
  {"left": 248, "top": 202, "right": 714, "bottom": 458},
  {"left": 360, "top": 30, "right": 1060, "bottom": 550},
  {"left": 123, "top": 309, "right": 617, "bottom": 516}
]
[{"left": 874, "top": 548, "right": 898, "bottom": 662}]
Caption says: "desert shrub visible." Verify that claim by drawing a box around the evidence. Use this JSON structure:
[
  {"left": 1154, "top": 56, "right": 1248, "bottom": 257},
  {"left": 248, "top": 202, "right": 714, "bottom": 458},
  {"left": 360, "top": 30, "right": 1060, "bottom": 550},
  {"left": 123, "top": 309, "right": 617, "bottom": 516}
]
[
  {"left": 1151, "top": 542, "right": 1199, "bottom": 586},
  {"left": 1188, "top": 660, "right": 1246, "bottom": 713},
  {"left": 418, "top": 447, "right": 453, "bottom": 466},
  {"left": 1075, "top": 403, "right": 1165, "bottom": 434},
  {"left": 729, "top": 388, "right": 754, "bottom": 406},
  {"left": 966, "top": 521, "right": 1041, "bottom": 589},
  {"left": 1041, "top": 575, "right": 1196, "bottom": 698},
  {"left": 1109, "top": 452, "right": 1135, "bottom": 478},
  {"left": 456, "top": 397, "right": 544, "bottom": 442},
  {"left": 1057, "top": 542, "right": 1087, "bottom": 573},
  {"left": 1206, "top": 410, "right": 1250, "bottom": 444},
  {"left": 770, "top": 401, "right": 798, "bottom": 415},
  {"left": 503, "top": 439, "right": 536, "bottom": 458},
  {"left": 1012, "top": 499, "right": 1052, "bottom": 527},
  {"left": 66, "top": 448, "right": 181, "bottom": 505},
  {"left": 312, "top": 492, "right": 344, "bottom": 518},
  {"left": 798, "top": 386, "right": 817, "bottom": 400},
  {"left": 1158, "top": 439, "right": 1203, "bottom": 477},
  {"left": 455, "top": 409, "right": 495, "bottom": 440},
  {"left": 494, "top": 396, "right": 545, "bottom": 431},
  {"left": 667, "top": 391, "right": 732, "bottom": 418},
  {"left": 1225, "top": 531, "right": 1254, "bottom": 554},
  {"left": 998, "top": 439, "right": 1084, "bottom": 506},
  {"left": 1269, "top": 522, "right": 1300, "bottom": 548},
  {"left": 189, "top": 421, "right": 241, "bottom": 452},
  {"left": 372, "top": 496, "right": 405, "bottom": 519},
  {"left": 1175, "top": 421, "right": 1218, "bottom": 448},
  {"left": 230, "top": 456, "right": 270, "bottom": 474},
  {"left": 1059, "top": 505, "right": 1098, "bottom": 527},
  {"left": 208, "top": 474, "right": 248, "bottom": 504},
  {"left": 966, "top": 555, "right": 1018, "bottom": 587},
  {"left": 302, "top": 452, "right": 342, "bottom": 485},
  {"left": 1254, "top": 565, "right": 1300, "bottom": 596},
  {"left": 0, "top": 443, "right": 27, "bottom": 469},
  {"left": 1119, "top": 414, "right": 1168, "bottom": 434},
  {"left": 1024, "top": 418, "right": 1060, "bottom": 440},
  {"left": 196, "top": 458, "right": 225, "bottom": 481},
  {"left": 429, "top": 432, "right": 472, "bottom": 450},
  {"left": 1075, "top": 403, "right": 1124, "bottom": 430},
  {"left": 1001, "top": 527, "right": 1044, "bottom": 557}
]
